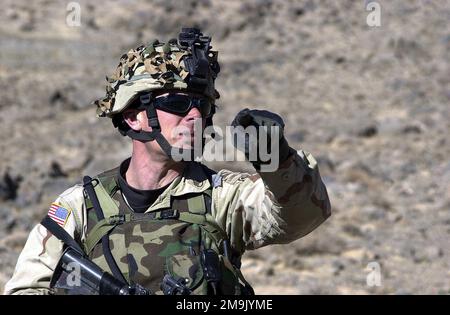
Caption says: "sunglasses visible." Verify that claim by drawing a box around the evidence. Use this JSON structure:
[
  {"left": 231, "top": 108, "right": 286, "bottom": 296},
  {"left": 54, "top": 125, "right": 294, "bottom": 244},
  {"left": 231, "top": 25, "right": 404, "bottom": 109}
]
[{"left": 150, "top": 94, "right": 214, "bottom": 118}]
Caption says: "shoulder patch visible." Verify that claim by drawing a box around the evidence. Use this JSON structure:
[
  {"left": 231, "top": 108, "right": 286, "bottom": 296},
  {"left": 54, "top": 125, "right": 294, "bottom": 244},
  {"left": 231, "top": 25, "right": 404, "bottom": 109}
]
[
  {"left": 48, "top": 203, "right": 71, "bottom": 227},
  {"left": 211, "top": 174, "right": 223, "bottom": 188}
]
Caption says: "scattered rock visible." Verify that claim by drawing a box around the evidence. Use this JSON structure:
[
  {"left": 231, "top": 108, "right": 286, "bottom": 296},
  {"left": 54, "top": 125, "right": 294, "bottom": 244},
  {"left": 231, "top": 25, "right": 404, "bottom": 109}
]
[
  {"left": 48, "top": 161, "right": 67, "bottom": 178},
  {"left": 343, "top": 224, "right": 364, "bottom": 238},
  {"left": 265, "top": 267, "right": 275, "bottom": 276},
  {"left": 357, "top": 125, "right": 378, "bottom": 138},
  {"left": 335, "top": 56, "right": 346, "bottom": 64},
  {"left": 332, "top": 260, "right": 345, "bottom": 275},
  {"left": 0, "top": 171, "right": 22, "bottom": 201},
  {"left": 402, "top": 124, "right": 422, "bottom": 134}
]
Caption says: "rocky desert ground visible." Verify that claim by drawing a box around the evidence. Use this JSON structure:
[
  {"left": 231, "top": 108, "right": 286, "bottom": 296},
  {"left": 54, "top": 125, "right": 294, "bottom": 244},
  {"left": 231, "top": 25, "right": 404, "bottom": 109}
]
[{"left": 0, "top": 0, "right": 449, "bottom": 294}]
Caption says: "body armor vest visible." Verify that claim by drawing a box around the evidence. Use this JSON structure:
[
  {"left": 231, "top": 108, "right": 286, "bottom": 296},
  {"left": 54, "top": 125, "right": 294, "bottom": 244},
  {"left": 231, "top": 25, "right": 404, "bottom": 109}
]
[{"left": 82, "top": 165, "right": 253, "bottom": 295}]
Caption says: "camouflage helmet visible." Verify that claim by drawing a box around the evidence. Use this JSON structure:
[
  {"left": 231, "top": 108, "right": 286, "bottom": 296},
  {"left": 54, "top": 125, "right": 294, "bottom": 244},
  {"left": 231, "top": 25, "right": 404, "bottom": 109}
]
[{"left": 94, "top": 28, "right": 220, "bottom": 118}]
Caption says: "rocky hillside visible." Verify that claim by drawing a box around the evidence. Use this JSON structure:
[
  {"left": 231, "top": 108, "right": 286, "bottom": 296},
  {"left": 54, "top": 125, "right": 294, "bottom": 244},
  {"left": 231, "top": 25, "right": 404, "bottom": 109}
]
[{"left": 1, "top": 0, "right": 449, "bottom": 294}]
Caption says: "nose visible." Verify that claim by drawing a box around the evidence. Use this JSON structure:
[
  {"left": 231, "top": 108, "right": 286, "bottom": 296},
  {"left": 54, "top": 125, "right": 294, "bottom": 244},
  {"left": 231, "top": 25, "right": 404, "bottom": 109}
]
[{"left": 184, "top": 107, "right": 202, "bottom": 120}]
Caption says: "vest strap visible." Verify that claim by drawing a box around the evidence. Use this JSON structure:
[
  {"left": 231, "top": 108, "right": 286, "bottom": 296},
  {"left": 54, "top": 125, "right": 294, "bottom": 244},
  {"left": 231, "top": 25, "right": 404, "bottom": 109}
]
[
  {"left": 93, "top": 179, "right": 120, "bottom": 219},
  {"left": 84, "top": 214, "right": 131, "bottom": 255}
]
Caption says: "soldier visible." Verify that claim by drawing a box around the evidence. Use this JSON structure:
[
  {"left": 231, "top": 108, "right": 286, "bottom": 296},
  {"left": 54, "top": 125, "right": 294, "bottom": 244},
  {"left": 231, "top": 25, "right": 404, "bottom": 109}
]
[{"left": 4, "top": 28, "right": 331, "bottom": 295}]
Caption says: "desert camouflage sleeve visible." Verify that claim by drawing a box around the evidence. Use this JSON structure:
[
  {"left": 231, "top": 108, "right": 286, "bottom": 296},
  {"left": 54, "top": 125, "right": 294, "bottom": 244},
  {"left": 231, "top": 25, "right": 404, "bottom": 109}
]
[
  {"left": 3, "top": 185, "right": 86, "bottom": 295},
  {"left": 212, "top": 149, "right": 331, "bottom": 254}
]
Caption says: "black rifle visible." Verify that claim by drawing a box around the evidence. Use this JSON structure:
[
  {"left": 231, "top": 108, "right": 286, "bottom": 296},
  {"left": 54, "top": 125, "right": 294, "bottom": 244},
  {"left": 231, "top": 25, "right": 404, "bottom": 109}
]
[{"left": 51, "top": 247, "right": 152, "bottom": 295}]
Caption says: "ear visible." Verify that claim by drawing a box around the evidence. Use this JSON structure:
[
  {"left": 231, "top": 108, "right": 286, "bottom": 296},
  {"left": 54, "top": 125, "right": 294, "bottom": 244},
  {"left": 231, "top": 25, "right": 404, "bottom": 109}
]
[{"left": 122, "top": 109, "right": 144, "bottom": 131}]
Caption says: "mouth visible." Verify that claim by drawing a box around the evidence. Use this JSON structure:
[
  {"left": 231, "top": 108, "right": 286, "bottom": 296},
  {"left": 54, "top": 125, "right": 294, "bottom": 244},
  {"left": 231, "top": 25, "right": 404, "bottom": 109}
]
[
  {"left": 177, "top": 131, "right": 195, "bottom": 138},
  {"left": 174, "top": 130, "right": 197, "bottom": 146}
]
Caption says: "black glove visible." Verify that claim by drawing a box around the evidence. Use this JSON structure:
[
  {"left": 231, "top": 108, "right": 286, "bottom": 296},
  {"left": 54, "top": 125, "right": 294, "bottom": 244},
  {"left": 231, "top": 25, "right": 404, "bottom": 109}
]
[{"left": 231, "top": 108, "right": 291, "bottom": 169}]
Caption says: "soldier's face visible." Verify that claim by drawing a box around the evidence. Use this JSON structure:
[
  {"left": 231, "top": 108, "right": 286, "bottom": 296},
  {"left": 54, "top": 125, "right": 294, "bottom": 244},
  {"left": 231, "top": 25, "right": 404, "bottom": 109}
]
[
  {"left": 126, "top": 91, "right": 207, "bottom": 155},
  {"left": 155, "top": 92, "right": 207, "bottom": 149}
]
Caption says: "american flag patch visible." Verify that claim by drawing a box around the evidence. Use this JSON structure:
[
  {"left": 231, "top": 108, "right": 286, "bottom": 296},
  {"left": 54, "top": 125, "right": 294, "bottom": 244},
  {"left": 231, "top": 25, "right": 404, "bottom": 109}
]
[{"left": 48, "top": 203, "right": 71, "bottom": 227}]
